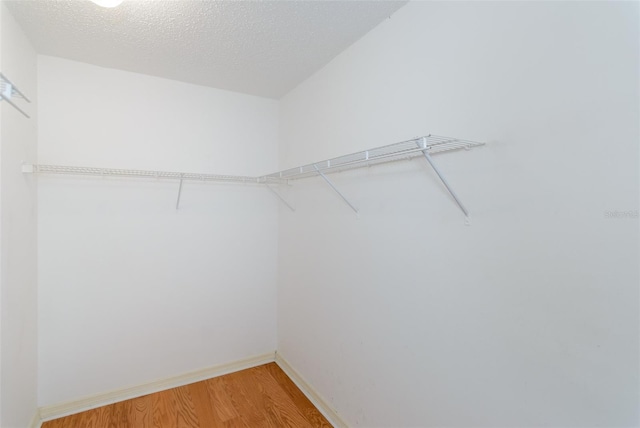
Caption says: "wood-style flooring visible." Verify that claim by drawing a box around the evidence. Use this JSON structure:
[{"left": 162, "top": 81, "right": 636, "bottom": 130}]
[{"left": 42, "top": 363, "right": 332, "bottom": 428}]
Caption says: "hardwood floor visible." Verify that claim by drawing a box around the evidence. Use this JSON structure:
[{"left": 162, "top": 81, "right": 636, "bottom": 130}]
[{"left": 42, "top": 363, "right": 332, "bottom": 428}]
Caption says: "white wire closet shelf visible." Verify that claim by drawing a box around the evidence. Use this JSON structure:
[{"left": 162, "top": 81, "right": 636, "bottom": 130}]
[
  {"left": 23, "top": 134, "right": 485, "bottom": 218},
  {"left": 261, "top": 135, "right": 484, "bottom": 182},
  {"left": 0, "top": 72, "right": 31, "bottom": 118},
  {"left": 23, "top": 164, "right": 262, "bottom": 184}
]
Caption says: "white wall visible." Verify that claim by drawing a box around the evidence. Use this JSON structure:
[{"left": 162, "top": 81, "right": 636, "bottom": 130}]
[
  {"left": 278, "top": 2, "right": 639, "bottom": 427},
  {"left": 37, "top": 56, "right": 279, "bottom": 407},
  {"left": 0, "top": 3, "right": 38, "bottom": 427}
]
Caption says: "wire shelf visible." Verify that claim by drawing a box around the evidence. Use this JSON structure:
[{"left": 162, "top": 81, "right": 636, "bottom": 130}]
[
  {"left": 28, "top": 164, "right": 269, "bottom": 184},
  {"left": 24, "top": 134, "right": 485, "bottom": 215},
  {"left": 25, "top": 135, "right": 483, "bottom": 185},
  {"left": 261, "top": 135, "right": 484, "bottom": 182}
]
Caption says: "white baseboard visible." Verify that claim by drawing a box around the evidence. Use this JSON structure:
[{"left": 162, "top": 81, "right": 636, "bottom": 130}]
[
  {"left": 275, "top": 351, "right": 349, "bottom": 428},
  {"left": 29, "top": 410, "right": 42, "bottom": 428},
  {"left": 39, "top": 351, "right": 276, "bottom": 422}
]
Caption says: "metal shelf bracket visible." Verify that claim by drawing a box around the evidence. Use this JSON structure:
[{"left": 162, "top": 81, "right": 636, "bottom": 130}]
[
  {"left": 418, "top": 137, "right": 471, "bottom": 224},
  {"left": 313, "top": 164, "right": 359, "bottom": 215},
  {"left": 0, "top": 73, "right": 30, "bottom": 118},
  {"left": 175, "top": 174, "right": 184, "bottom": 210},
  {"left": 265, "top": 184, "right": 295, "bottom": 212}
]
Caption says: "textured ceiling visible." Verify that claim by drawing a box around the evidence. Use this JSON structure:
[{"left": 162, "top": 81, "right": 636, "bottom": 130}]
[{"left": 5, "top": 0, "right": 407, "bottom": 98}]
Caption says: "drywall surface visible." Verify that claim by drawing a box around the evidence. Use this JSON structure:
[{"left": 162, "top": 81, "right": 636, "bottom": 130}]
[
  {"left": 0, "top": 4, "right": 38, "bottom": 428},
  {"left": 278, "top": 2, "right": 639, "bottom": 427},
  {"left": 37, "top": 56, "right": 279, "bottom": 406}
]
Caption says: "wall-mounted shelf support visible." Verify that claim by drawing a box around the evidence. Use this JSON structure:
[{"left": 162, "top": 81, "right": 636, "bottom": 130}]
[
  {"left": 417, "top": 137, "right": 470, "bottom": 223},
  {"left": 0, "top": 72, "right": 31, "bottom": 118},
  {"left": 175, "top": 174, "right": 184, "bottom": 210},
  {"left": 313, "top": 164, "right": 359, "bottom": 215},
  {"left": 265, "top": 184, "right": 295, "bottom": 212}
]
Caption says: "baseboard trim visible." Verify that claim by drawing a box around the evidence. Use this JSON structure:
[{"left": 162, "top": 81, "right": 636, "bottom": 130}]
[
  {"left": 275, "top": 351, "right": 349, "bottom": 428},
  {"left": 39, "top": 351, "right": 276, "bottom": 422},
  {"left": 29, "top": 410, "right": 42, "bottom": 428}
]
